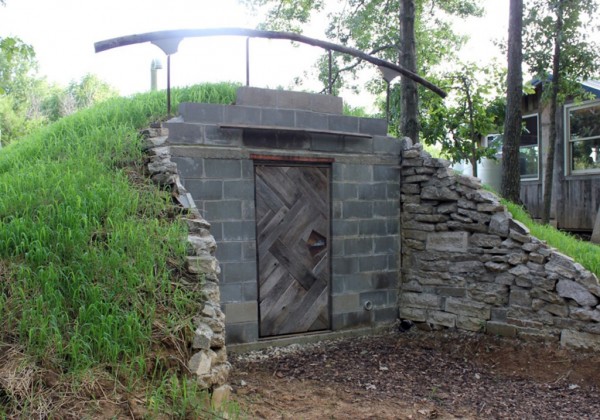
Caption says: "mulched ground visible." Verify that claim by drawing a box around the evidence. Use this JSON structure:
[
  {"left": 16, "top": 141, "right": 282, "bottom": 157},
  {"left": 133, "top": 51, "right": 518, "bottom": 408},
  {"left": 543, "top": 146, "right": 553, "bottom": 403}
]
[{"left": 230, "top": 328, "right": 600, "bottom": 419}]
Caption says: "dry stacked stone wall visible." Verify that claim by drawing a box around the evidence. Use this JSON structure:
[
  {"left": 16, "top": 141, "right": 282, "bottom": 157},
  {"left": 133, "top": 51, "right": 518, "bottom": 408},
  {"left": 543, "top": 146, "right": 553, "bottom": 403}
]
[
  {"left": 400, "top": 141, "right": 600, "bottom": 350},
  {"left": 142, "top": 125, "right": 231, "bottom": 401}
]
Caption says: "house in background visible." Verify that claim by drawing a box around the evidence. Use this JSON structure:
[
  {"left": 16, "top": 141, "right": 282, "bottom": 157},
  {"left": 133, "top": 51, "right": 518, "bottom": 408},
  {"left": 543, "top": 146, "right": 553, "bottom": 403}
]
[
  {"left": 519, "top": 79, "right": 600, "bottom": 232},
  {"left": 455, "top": 80, "right": 600, "bottom": 233}
]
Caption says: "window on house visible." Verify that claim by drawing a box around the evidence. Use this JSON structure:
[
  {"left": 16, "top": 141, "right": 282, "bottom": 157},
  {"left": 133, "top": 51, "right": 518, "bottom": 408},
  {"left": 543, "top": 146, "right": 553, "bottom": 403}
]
[
  {"left": 567, "top": 101, "right": 600, "bottom": 173},
  {"left": 520, "top": 114, "right": 539, "bottom": 179}
]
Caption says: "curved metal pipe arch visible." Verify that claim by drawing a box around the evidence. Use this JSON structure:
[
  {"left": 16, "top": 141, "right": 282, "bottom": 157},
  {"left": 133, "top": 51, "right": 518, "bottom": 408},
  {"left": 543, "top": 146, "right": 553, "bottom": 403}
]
[{"left": 94, "top": 27, "right": 447, "bottom": 115}]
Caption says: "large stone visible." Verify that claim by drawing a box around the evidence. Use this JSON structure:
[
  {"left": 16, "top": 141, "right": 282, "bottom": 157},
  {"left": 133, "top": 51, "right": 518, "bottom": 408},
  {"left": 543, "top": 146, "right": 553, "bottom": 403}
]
[
  {"left": 400, "top": 292, "right": 441, "bottom": 309},
  {"left": 486, "top": 321, "right": 517, "bottom": 337},
  {"left": 425, "top": 231, "right": 468, "bottom": 252},
  {"left": 546, "top": 252, "right": 578, "bottom": 279},
  {"left": 211, "top": 385, "right": 233, "bottom": 408},
  {"left": 421, "top": 186, "right": 459, "bottom": 201},
  {"left": 488, "top": 212, "right": 510, "bottom": 237},
  {"left": 445, "top": 297, "right": 490, "bottom": 319},
  {"left": 509, "top": 288, "right": 532, "bottom": 308},
  {"left": 192, "top": 323, "right": 214, "bottom": 350},
  {"left": 428, "top": 310, "right": 457, "bottom": 328},
  {"left": 561, "top": 329, "right": 600, "bottom": 351},
  {"left": 189, "top": 350, "right": 212, "bottom": 376},
  {"left": 570, "top": 308, "right": 600, "bottom": 322},
  {"left": 556, "top": 279, "right": 599, "bottom": 307},
  {"left": 468, "top": 283, "right": 508, "bottom": 305},
  {"left": 470, "top": 234, "right": 502, "bottom": 248},
  {"left": 186, "top": 255, "right": 221, "bottom": 277}
]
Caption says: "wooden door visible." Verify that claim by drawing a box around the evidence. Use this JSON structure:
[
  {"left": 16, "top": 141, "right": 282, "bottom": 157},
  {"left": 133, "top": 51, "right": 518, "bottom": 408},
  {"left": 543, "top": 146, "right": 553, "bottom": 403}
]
[{"left": 255, "top": 164, "right": 330, "bottom": 337}]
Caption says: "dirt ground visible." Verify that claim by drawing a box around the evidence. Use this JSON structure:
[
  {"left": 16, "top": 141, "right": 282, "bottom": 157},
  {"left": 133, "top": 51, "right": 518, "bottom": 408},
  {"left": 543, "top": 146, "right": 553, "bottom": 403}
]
[{"left": 229, "top": 328, "right": 600, "bottom": 419}]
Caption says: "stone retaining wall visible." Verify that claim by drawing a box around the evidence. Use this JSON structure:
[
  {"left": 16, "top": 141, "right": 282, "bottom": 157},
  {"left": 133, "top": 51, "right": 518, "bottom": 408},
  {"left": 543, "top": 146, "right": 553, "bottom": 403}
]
[
  {"left": 400, "top": 141, "right": 600, "bottom": 350},
  {"left": 142, "top": 125, "right": 231, "bottom": 401}
]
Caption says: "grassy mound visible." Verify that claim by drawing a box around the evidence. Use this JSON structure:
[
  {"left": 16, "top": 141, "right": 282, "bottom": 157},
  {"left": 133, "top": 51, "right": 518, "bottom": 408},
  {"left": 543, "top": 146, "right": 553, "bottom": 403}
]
[{"left": 0, "top": 83, "right": 239, "bottom": 418}]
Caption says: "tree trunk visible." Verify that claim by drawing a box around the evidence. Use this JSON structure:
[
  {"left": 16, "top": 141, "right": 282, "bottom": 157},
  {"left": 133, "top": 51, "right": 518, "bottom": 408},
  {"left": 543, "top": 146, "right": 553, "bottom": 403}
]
[
  {"left": 501, "top": 0, "right": 523, "bottom": 203},
  {"left": 541, "top": 2, "right": 563, "bottom": 224},
  {"left": 399, "top": 0, "right": 419, "bottom": 142}
]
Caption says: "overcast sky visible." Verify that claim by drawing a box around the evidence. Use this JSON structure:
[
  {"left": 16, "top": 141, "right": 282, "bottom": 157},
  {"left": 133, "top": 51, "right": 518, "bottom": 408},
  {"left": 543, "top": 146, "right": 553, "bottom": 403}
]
[{"left": 0, "top": 0, "right": 509, "bottom": 108}]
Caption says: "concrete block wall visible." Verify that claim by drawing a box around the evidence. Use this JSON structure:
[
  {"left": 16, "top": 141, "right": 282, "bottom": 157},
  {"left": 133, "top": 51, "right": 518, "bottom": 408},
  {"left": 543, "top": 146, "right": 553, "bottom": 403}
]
[
  {"left": 331, "top": 163, "right": 400, "bottom": 329},
  {"left": 170, "top": 155, "right": 259, "bottom": 344},
  {"left": 167, "top": 87, "right": 402, "bottom": 345}
]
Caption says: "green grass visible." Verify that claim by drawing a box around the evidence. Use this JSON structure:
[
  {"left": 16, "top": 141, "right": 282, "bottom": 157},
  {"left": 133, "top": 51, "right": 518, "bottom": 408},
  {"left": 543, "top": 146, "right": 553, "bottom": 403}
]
[
  {"left": 0, "top": 82, "right": 239, "bottom": 417},
  {"left": 503, "top": 201, "right": 600, "bottom": 277}
]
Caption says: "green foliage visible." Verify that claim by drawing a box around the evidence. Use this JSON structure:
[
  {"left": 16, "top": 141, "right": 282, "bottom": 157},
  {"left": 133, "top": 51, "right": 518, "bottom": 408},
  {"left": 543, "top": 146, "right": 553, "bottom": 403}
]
[
  {"left": 0, "top": 82, "right": 237, "bottom": 416},
  {"left": 419, "top": 63, "right": 505, "bottom": 170},
  {"left": 523, "top": 0, "right": 600, "bottom": 103},
  {"left": 504, "top": 201, "right": 600, "bottom": 277}
]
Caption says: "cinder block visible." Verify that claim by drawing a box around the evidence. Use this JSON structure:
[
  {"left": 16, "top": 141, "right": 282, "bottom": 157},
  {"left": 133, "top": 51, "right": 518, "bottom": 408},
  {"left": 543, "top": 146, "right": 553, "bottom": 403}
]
[
  {"left": 241, "top": 160, "right": 254, "bottom": 179},
  {"left": 373, "top": 272, "right": 398, "bottom": 290},
  {"left": 332, "top": 294, "right": 360, "bottom": 314},
  {"left": 180, "top": 103, "right": 225, "bottom": 123},
  {"left": 236, "top": 87, "right": 276, "bottom": 108},
  {"left": 243, "top": 282, "right": 258, "bottom": 301},
  {"left": 311, "top": 133, "right": 343, "bottom": 152},
  {"left": 359, "top": 219, "right": 388, "bottom": 236},
  {"left": 241, "top": 241, "right": 256, "bottom": 261},
  {"left": 204, "top": 125, "right": 243, "bottom": 146},
  {"left": 374, "top": 236, "right": 398, "bottom": 254},
  {"left": 242, "top": 131, "right": 272, "bottom": 148},
  {"left": 358, "top": 183, "right": 387, "bottom": 200},
  {"left": 221, "top": 261, "right": 257, "bottom": 283},
  {"left": 261, "top": 108, "right": 295, "bottom": 127},
  {"left": 186, "top": 179, "right": 223, "bottom": 200},
  {"left": 222, "top": 221, "right": 256, "bottom": 241},
  {"left": 332, "top": 273, "right": 372, "bottom": 293},
  {"left": 204, "top": 159, "right": 241, "bottom": 179},
  {"left": 373, "top": 200, "right": 399, "bottom": 218},
  {"left": 295, "top": 110, "right": 329, "bottom": 130},
  {"left": 329, "top": 115, "right": 359, "bottom": 132},
  {"left": 386, "top": 219, "right": 400, "bottom": 235},
  {"left": 275, "top": 132, "right": 311, "bottom": 149},
  {"left": 343, "top": 137, "right": 373, "bottom": 154},
  {"left": 343, "top": 201, "right": 373, "bottom": 219},
  {"left": 386, "top": 182, "right": 401, "bottom": 199},
  {"left": 373, "top": 165, "right": 400, "bottom": 181},
  {"left": 343, "top": 165, "right": 372, "bottom": 182},
  {"left": 331, "top": 237, "right": 344, "bottom": 256},
  {"left": 208, "top": 222, "right": 223, "bottom": 241},
  {"left": 332, "top": 220, "right": 359, "bottom": 236},
  {"left": 171, "top": 157, "right": 202, "bottom": 179},
  {"left": 374, "top": 307, "right": 398, "bottom": 323},
  {"left": 224, "top": 301, "right": 258, "bottom": 324},
  {"left": 344, "top": 237, "right": 373, "bottom": 256},
  {"left": 241, "top": 201, "right": 255, "bottom": 221},
  {"left": 223, "top": 105, "right": 261, "bottom": 125},
  {"left": 331, "top": 311, "right": 371, "bottom": 330},
  {"left": 359, "top": 290, "right": 388, "bottom": 307},
  {"left": 165, "top": 122, "right": 204, "bottom": 144},
  {"left": 332, "top": 182, "right": 358, "bottom": 201},
  {"left": 359, "top": 117, "right": 388, "bottom": 135},
  {"left": 224, "top": 180, "right": 254, "bottom": 200},
  {"left": 215, "top": 241, "right": 242, "bottom": 262},
  {"left": 235, "top": 87, "right": 343, "bottom": 114},
  {"left": 358, "top": 255, "right": 388, "bottom": 272},
  {"left": 225, "top": 321, "right": 259, "bottom": 344},
  {"left": 220, "top": 282, "right": 243, "bottom": 303},
  {"left": 204, "top": 200, "right": 242, "bottom": 221},
  {"left": 332, "top": 257, "right": 359, "bottom": 275},
  {"left": 373, "top": 135, "right": 402, "bottom": 155}
]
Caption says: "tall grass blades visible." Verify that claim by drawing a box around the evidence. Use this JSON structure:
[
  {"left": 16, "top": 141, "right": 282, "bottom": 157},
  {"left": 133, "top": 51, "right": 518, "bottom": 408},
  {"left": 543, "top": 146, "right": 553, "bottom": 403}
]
[
  {"left": 0, "top": 83, "right": 238, "bottom": 417},
  {"left": 504, "top": 201, "right": 600, "bottom": 277}
]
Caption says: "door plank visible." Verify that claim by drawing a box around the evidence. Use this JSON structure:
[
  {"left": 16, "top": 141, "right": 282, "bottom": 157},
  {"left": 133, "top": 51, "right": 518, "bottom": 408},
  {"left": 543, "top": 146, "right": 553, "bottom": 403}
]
[{"left": 256, "top": 164, "right": 330, "bottom": 337}]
